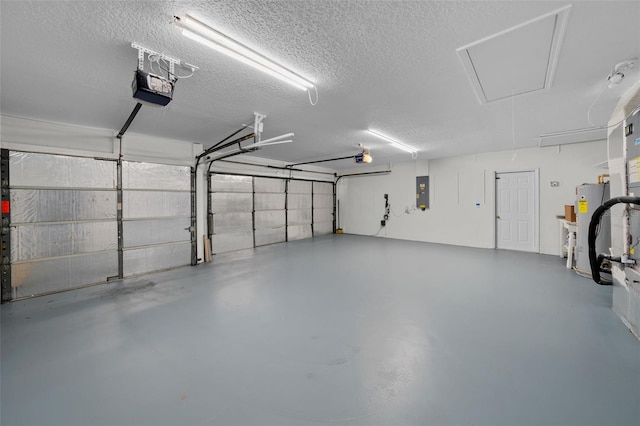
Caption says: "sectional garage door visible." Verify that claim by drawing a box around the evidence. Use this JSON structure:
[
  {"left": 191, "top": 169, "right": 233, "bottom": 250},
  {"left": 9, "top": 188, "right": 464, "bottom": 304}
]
[
  {"left": 209, "top": 175, "right": 254, "bottom": 254},
  {"left": 255, "top": 177, "right": 287, "bottom": 246},
  {"left": 122, "top": 161, "right": 192, "bottom": 276},
  {"left": 5, "top": 152, "right": 193, "bottom": 299},
  {"left": 313, "top": 181, "right": 334, "bottom": 236},
  {"left": 209, "top": 174, "right": 334, "bottom": 254},
  {"left": 9, "top": 152, "right": 118, "bottom": 298}
]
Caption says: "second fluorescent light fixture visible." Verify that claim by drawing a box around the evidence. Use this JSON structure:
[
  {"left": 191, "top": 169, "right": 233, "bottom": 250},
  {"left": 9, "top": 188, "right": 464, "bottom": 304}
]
[
  {"left": 367, "top": 129, "right": 417, "bottom": 153},
  {"left": 174, "top": 14, "right": 315, "bottom": 91}
]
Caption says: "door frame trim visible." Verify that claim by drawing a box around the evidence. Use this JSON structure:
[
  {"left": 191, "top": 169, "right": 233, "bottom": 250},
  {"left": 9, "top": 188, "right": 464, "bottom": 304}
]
[{"left": 494, "top": 169, "right": 540, "bottom": 253}]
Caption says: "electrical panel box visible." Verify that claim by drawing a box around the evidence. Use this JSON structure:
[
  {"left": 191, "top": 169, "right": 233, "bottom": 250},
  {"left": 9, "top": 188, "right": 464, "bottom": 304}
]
[{"left": 416, "top": 176, "right": 429, "bottom": 210}]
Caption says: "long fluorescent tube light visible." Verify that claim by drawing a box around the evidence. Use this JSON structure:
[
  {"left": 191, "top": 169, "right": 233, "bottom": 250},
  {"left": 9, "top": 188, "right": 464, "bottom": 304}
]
[
  {"left": 367, "top": 129, "right": 417, "bottom": 153},
  {"left": 175, "top": 14, "right": 314, "bottom": 91}
]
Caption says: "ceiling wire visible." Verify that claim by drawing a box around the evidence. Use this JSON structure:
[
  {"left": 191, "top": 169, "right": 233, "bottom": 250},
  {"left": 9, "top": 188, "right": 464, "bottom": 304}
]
[
  {"left": 586, "top": 76, "right": 609, "bottom": 127},
  {"left": 307, "top": 86, "right": 319, "bottom": 106}
]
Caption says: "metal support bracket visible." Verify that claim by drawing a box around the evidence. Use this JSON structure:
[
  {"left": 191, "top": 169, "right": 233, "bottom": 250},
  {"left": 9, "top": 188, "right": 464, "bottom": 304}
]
[
  {"left": 131, "top": 42, "right": 198, "bottom": 78},
  {"left": 254, "top": 113, "right": 267, "bottom": 143}
]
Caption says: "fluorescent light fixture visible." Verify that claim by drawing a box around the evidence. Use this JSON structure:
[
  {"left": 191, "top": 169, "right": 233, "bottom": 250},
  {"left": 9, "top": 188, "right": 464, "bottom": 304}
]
[
  {"left": 175, "top": 14, "right": 314, "bottom": 91},
  {"left": 367, "top": 129, "right": 417, "bottom": 153}
]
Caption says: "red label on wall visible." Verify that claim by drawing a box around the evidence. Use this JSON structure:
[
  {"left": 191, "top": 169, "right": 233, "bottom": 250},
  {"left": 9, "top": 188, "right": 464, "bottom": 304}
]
[{"left": 1, "top": 200, "right": 9, "bottom": 214}]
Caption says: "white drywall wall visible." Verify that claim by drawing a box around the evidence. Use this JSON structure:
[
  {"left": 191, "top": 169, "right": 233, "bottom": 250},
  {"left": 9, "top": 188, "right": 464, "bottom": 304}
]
[{"left": 338, "top": 141, "right": 608, "bottom": 255}]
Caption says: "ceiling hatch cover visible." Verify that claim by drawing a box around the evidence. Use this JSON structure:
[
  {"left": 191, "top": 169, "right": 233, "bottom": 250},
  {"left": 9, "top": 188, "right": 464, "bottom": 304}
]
[{"left": 457, "top": 5, "right": 571, "bottom": 104}]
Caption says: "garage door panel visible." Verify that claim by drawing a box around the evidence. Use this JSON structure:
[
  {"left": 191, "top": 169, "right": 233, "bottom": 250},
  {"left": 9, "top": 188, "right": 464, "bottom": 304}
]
[
  {"left": 11, "top": 189, "right": 116, "bottom": 223},
  {"left": 10, "top": 152, "right": 116, "bottom": 188},
  {"left": 288, "top": 225, "right": 312, "bottom": 240},
  {"left": 313, "top": 208, "right": 333, "bottom": 223},
  {"left": 123, "top": 242, "right": 191, "bottom": 276},
  {"left": 313, "top": 194, "right": 333, "bottom": 209},
  {"left": 288, "top": 194, "right": 312, "bottom": 209},
  {"left": 213, "top": 212, "right": 253, "bottom": 233},
  {"left": 12, "top": 252, "right": 119, "bottom": 298},
  {"left": 210, "top": 175, "right": 252, "bottom": 192},
  {"left": 123, "top": 218, "right": 190, "bottom": 248},
  {"left": 121, "top": 161, "right": 192, "bottom": 277},
  {"left": 123, "top": 191, "right": 190, "bottom": 219},
  {"left": 314, "top": 222, "right": 333, "bottom": 235},
  {"left": 255, "top": 228, "right": 285, "bottom": 246},
  {"left": 255, "top": 210, "right": 286, "bottom": 228},
  {"left": 254, "top": 193, "right": 285, "bottom": 211},
  {"left": 210, "top": 193, "right": 253, "bottom": 213},
  {"left": 255, "top": 177, "right": 285, "bottom": 193},
  {"left": 314, "top": 182, "right": 333, "bottom": 194},
  {"left": 211, "top": 232, "right": 253, "bottom": 254},
  {"left": 11, "top": 222, "right": 117, "bottom": 261},
  {"left": 122, "top": 162, "right": 190, "bottom": 191},
  {"left": 288, "top": 180, "right": 311, "bottom": 193},
  {"left": 288, "top": 209, "right": 312, "bottom": 225}
]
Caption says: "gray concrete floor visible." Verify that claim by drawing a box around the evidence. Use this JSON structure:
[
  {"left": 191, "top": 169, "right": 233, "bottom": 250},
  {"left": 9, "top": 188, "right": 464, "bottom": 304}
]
[{"left": 1, "top": 235, "right": 639, "bottom": 425}]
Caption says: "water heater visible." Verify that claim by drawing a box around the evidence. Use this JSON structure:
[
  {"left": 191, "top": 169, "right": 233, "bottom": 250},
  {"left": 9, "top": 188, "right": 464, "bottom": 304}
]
[{"left": 575, "top": 183, "right": 610, "bottom": 275}]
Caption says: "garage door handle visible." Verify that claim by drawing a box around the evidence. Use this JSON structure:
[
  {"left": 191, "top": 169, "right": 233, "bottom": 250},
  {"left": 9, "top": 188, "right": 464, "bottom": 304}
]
[{"left": 496, "top": 215, "right": 501, "bottom": 219}]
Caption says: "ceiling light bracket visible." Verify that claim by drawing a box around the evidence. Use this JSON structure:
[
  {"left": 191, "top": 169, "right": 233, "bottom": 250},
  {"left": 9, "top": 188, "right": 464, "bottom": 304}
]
[
  {"left": 254, "top": 112, "right": 267, "bottom": 142},
  {"left": 131, "top": 42, "right": 198, "bottom": 78},
  {"left": 608, "top": 58, "right": 636, "bottom": 88}
]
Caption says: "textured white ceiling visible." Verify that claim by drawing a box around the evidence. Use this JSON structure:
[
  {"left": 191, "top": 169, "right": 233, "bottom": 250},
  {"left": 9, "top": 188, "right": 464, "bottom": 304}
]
[{"left": 1, "top": 1, "right": 639, "bottom": 169}]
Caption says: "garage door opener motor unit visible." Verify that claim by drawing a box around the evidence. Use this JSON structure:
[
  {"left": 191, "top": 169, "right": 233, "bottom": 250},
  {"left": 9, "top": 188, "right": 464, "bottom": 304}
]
[
  {"left": 132, "top": 70, "right": 174, "bottom": 106},
  {"left": 130, "top": 42, "right": 198, "bottom": 107}
]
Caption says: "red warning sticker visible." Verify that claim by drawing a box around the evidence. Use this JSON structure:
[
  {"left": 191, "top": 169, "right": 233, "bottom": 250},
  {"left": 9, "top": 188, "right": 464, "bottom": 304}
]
[{"left": 1, "top": 200, "right": 9, "bottom": 214}]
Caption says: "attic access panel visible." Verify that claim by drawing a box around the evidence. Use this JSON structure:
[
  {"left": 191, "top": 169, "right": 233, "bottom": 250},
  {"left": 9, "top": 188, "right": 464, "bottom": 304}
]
[{"left": 457, "top": 5, "right": 571, "bottom": 104}]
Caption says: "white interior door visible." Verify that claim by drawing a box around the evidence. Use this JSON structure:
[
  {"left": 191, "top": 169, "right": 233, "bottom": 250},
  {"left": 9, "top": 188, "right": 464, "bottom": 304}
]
[{"left": 496, "top": 171, "right": 537, "bottom": 252}]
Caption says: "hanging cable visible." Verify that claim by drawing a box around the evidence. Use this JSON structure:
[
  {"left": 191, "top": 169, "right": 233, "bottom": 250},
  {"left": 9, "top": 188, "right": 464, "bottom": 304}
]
[
  {"left": 586, "top": 78, "right": 609, "bottom": 126},
  {"left": 307, "top": 86, "right": 318, "bottom": 106}
]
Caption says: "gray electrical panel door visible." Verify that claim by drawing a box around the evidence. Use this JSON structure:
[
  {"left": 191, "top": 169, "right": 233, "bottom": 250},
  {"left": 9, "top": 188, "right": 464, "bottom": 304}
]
[
  {"left": 210, "top": 174, "right": 254, "bottom": 254},
  {"left": 313, "top": 181, "right": 334, "bottom": 236},
  {"left": 417, "top": 176, "right": 429, "bottom": 210},
  {"left": 9, "top": 152, "right": 118, "bottom": 297},
  {"left": 122, "top": 162, "right": 192, "bottom": 276}
]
